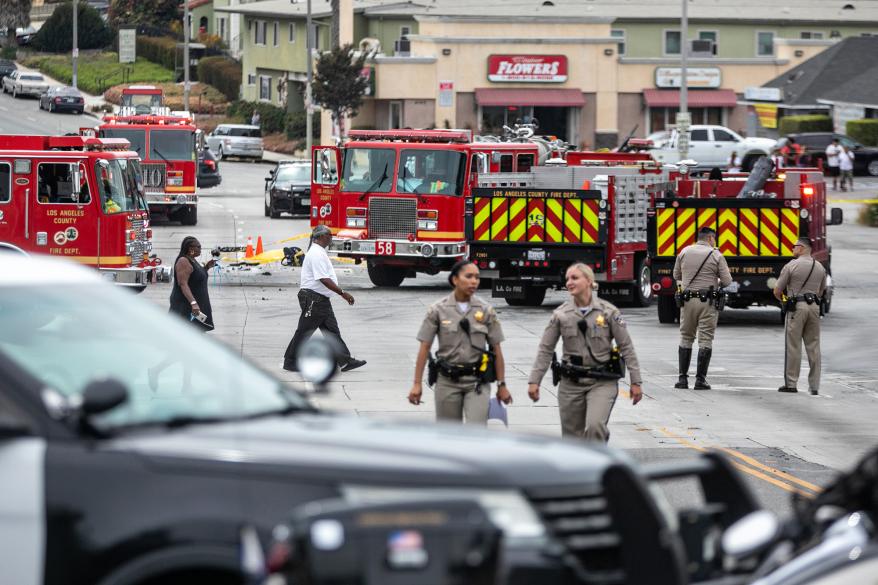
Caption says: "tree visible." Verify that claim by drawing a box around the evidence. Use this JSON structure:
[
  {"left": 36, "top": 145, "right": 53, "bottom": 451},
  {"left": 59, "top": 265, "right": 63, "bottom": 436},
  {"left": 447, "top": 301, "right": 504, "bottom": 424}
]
[
  {"left": 0, "top": 0, "right": 32, "bottom": 47},
  {"left": 312, "top": 44, "right": 369, "bottom": 140},
  {"left": 108, "top": 0, "right": 180, "bottom": 31},
  {"left": 32, "top": 1, "right": 112, "bottom": 53}
]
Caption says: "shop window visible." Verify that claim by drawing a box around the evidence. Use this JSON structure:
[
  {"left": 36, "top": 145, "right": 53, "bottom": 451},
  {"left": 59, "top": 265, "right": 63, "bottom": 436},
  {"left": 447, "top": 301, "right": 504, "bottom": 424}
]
[
  {"left": 698, "top": 30, "right": 718, "bottom": 54},
  {"left": 664, "top": 30, "right": 681, "bottom": 55},
  {"left": 757, "top": 31, "right": 774, "bottom": 56},
  {"left": 259, "top": 76, "right": 272, "bottom": 101},
  {"left": 611, "top": 29, "right": 625, "bottom": 55},
  {"left": 690, "top": 129, "right": 709, "bottom": 142},
  {"left": 517, "top": 153, "right": 535, "bottom": 172},
  {"left": 37, "top": 163, "right": 90, "bottom": 205},
  {"left": 0, "top": 162, "right": 10, "bottom": 203},
  {"left": 389, "top": 101, "right": 402, "bottom": 129}
]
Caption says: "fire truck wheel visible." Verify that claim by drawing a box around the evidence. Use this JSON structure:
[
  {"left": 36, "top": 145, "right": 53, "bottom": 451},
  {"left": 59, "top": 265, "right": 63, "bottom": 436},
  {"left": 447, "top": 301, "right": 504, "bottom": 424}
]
[
  {"left": 633, "top": 258, "right": 652, "bottom": 307},
  {"left": 742, "top": 154, "right": 766, "bottom": 172},
  {"left": 367, "top": 261, "right": 406, "bottom": 287},
  {"left": 657, "top": 295, "right": 679, "bottom": 324},
  {"left": 505, "top": 286, "right": 546, "bottom": 307},
  {"left": 179, "top": 206, "right": 198, "bottom": 226}
]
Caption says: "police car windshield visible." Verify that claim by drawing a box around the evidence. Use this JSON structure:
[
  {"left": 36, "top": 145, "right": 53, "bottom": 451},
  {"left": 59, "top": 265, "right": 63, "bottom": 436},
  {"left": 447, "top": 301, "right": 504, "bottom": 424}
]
[
  {"left": 0, "top": 284, "right": 310, "bottom": 431},
  {"left": 397, "top": 149, "right": 466, "bottom": 196},
  {"left": 95, "top": 158, "right": 138, "bottom": 214},
  {"left": 276, "top": 165, "right": 310, "bottom": 184},
  {"left": 99, "top": 128, "right": 146, "bottom": 158}
]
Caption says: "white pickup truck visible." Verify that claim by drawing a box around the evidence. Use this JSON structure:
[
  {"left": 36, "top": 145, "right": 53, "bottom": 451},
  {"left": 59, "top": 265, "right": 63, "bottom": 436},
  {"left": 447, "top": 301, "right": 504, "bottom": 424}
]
[{"left": 649, "top": 125, "right": 776, "bottom": 171}]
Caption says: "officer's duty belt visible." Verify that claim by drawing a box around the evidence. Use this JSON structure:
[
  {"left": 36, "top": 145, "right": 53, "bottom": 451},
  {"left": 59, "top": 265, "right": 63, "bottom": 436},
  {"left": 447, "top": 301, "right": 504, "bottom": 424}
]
[
  {"left": 555, "top": 360, "right": 622, "bottom": 382},
  {"left": 682, "top": 289, "right": 720, "bottom": 303},
  {"left": 436, "top": 359, "right": 481, "bottom": 381},
  {"left": 791, "top": 293, "right": 819, "bottom": 304}
]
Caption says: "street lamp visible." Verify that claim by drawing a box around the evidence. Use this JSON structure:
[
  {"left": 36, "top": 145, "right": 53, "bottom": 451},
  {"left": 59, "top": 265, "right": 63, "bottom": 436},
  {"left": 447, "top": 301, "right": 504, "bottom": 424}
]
[
  {"left": 184, "top": 0, "right": 191, "bottom": 111},
  {"left": 72, "top": 0, "right": 78, "bottom": 89},
  {"left": 676, "top": 0, "right": 690, "bottom": 159},
  {"left": 306, "top": 0, "right": 313, "bottom": 156}
]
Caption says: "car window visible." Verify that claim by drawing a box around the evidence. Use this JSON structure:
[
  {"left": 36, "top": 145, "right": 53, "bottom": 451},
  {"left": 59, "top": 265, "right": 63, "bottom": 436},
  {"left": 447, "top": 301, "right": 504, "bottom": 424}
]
[
  {"left": 22, "top": 75, "right": 43, "bottom": 81},
  {"left": 229, "top": 127, "right": 261, "bottom": 138},
  {"left": 713, "top": 129, "right": 737, "bottom": 142},
  {"left": 839, "top": 136, "right": 859, "bottom": 148},
  {"left": 690, "top": 129, "right": 709, "bottom": 141},
  {"left": 37, "top": 162, "right": 91, "bottom": 205}
]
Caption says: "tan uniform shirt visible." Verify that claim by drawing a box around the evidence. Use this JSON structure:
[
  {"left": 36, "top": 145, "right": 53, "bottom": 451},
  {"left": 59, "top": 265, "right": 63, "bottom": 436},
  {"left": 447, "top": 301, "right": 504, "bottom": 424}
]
[
  {"left": 416, "top": 294, "right": 505, "bottom": 364},
  {"left": 776, "top": 254, "right": 827, "bottom": 297},
  {"left": 528, "top": 297, "right": 642, "bottom": 385},
  {"left": 673, "top": 241, "right": 733, "bottom": 291}
]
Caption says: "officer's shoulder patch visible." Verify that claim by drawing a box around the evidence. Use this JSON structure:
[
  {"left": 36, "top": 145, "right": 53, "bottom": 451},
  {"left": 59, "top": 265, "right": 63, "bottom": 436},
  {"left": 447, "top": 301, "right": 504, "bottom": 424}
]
[{"left": 613, "top": 313, "right": 626, "bottom": 327}]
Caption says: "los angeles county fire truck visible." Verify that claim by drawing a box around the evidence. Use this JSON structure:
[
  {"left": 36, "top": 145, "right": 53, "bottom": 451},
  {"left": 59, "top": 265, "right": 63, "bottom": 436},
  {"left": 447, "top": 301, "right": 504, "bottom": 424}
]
[
  {"left": 0, "top": 134, "right": 153, "bottom": 289},
  {"left": 648, "top": 165, "right": 843, "bottom": 322},
  {"left": 120, "top": 84, "right": 164, "bottom": 113},
  {"left": 96, "top": 107, "right": 198, "bottom": 225},
  {"left": 311, "top": 129, "right": 541, "bottom": 287},
  {"left": 470, "top": 151, "right": 671, "bottom": 306}
]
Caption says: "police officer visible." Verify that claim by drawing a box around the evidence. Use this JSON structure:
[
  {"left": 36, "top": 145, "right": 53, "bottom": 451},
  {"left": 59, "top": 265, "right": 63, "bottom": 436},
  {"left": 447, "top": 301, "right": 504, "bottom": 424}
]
[
  {"left": 527, "top": 263, "right": 642, "bottom": 442},
  {"left": 408, "top": 260, "right": 512, "bottom": 423},
  {"left": 774, "top": 237, "right": 827, "bottom": 395},
  {"left": 673, "top": 227, "right": 733, "bottom": 390}
]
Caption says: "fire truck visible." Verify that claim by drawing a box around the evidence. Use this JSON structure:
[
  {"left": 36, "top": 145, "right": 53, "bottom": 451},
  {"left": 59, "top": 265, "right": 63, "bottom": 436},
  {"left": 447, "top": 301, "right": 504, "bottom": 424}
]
[
  {"left": 0, "top": 134, "right": 153, "bottom": 289},
  {"left": 97, "top": 108, "right": 198, "bottom": 225},
  {"left": 648, "top": 166, "right": 843, "bottom": 323},
  {"left": 120, "top": 85, "right": 164, "bottom": 113},
  {"left": 469, "top": 152, "right": 671, "bottom": 306},
  {"left": 311, "top": 129, "right": 540, "bottom": 287}
]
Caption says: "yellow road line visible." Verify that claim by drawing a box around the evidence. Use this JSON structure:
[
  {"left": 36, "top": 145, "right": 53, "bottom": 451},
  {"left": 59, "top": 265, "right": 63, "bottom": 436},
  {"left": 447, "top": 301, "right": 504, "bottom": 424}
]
[
  {"left": 658, "top": 428, "right": 815, "bottom": 498},
  {"left": 716, "top": 447, "right": 823, "bottom": 493}
]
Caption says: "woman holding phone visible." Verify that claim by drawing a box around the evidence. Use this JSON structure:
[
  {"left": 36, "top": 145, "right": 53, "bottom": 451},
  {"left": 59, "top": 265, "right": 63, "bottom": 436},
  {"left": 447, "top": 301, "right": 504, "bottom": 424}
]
[{"left": 169, "top": 236, "right": 216, "bottom": 330}]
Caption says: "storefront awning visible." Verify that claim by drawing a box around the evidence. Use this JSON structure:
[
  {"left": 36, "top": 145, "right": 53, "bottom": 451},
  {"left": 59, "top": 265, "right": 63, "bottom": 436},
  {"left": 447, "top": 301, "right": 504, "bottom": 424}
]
[
  {"left": 475, "top": 88, "right": 586, "bottom": 107},
  {"left": 643, "top": 89, "right": 738, "bottom": 108}
]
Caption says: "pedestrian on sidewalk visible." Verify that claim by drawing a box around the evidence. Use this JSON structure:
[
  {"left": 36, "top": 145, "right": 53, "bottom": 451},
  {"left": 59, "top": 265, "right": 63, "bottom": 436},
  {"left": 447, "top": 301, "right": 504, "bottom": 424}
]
[
  {"left": 526, "top": 263, "right": 642, "bottom": 442},
  {"left": 251, "top": 110, "right": 261, "bottom": 127},
  {"left": 408, "top": 260, "right": 512, "bottom": 424},
  {"left": 283, "top": 225, "right": 366, "bottom": 372},
  {"left": 825, "top": 138, "right": 841, "bottom": 190},
  {"left": 839, "top": 145, "right": 855, "bottom": 191}
]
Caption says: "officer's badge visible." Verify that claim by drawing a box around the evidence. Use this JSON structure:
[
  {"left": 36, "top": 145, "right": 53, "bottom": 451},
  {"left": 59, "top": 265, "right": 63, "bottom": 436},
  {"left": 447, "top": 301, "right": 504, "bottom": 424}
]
[
  {"left": 595, "top": 314, "right": 607, "bottom": 327},
  {"left": 474, "top": 310, "right": 485, "bottom": 323}
]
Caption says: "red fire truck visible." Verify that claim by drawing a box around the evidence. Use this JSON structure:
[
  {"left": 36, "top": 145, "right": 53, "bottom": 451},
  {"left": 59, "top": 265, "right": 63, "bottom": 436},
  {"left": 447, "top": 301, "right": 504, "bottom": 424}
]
[
  {"left": 311, "top": 129, "right": 540, "bottom": 287},
  {"left": 120, "top": 85, "right": 164, "bottom": 113},
  {"left": 97, "top": 109, "right": 198, "bottom": 225},
  {"left": 0, "top": 134, "right": 153, "bottom": 289},
  {"left": 470, "top": 153, "right": 671, "bottom": 305},
  {"left": 648, "top": 167, "right": 843, "bottom": 322}
]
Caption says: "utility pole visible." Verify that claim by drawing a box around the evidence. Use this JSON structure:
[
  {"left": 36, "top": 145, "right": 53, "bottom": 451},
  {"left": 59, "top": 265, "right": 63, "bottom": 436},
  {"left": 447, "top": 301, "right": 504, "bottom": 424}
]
[
  {"left": 72, "top": 0, "right": 78, "bottom": 89},
  {"left": 183, "top": 0, "right": 191, "bottom": 111},
  {"left": 676, "top": 0, "right": 690, "bottom": 159},
  {"left": 305, "top": 0, "right": 313, "bottom": 155}
]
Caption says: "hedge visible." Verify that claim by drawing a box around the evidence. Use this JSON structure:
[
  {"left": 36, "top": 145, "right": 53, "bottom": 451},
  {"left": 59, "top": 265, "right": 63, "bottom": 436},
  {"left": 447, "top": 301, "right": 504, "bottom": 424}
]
[
  {"left": 847, "top": 119, "right": 878, "bottom": 146},
  {"left": 226, "top": 100, "right": 289, "bottom": 134},
  {"left": 286, "top": 111, "right": 321, "bottom": 141},
  {"left": 196, "top": 56, "right": 241, "bottom": 102},
  {"left": 778, "top": 115, "right": 833, "bottom": 136},
  {"left": 136, "top": 35, "right": 178, "bottom": 73}
]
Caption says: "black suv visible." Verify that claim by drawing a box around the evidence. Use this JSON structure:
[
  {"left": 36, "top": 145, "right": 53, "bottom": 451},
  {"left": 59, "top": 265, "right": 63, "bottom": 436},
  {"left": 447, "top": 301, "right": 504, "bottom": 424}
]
[
  {"left": 778, "top": 133, "right": 878, "bottom": 176},
  {"left": 0, "top": 256, "right": 758, "bottom": 585},
  {"left": 265, "top": 160, "right": 311, "bottom": 218}
]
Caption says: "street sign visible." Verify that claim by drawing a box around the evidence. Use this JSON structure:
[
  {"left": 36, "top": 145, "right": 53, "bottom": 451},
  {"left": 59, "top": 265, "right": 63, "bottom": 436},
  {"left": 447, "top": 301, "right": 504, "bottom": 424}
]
[{"left": 119, "top": 28, "right": 136, "bottom": 64}]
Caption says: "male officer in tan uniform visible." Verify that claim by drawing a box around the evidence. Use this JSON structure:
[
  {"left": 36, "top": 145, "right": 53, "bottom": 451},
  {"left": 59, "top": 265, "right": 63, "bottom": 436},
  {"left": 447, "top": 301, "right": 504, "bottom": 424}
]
[
  {"left": 774, "top": 237, "right": 827, "bottom": 395},
  {"left": 673, "top": 227, "right": 733, "bottom": 390}
]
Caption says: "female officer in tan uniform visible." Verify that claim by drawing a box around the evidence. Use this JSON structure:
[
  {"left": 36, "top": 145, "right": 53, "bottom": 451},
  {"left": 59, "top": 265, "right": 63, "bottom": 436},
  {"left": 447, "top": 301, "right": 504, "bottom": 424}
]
[
  {"left": 527, "top": 263, "right": 643, "bottom": 441},
  {"left": 408, "top": 260, "right": 512, "bottom": 423}
]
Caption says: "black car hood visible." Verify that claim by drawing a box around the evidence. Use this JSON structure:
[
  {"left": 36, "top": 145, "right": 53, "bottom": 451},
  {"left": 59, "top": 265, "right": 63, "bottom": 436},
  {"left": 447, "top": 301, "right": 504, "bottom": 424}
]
[
  {"left": 108, "top": 413, "right": 624, "bottom": 488},
  {"left": 273, "top": 180, "right": 309, "bottom": 190}
]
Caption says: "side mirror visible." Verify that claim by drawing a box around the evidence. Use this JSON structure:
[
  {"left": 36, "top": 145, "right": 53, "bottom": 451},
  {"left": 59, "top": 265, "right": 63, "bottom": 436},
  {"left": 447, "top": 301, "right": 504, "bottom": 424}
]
[
  {"left": 474, "top": 152, "right": 489, "bottom": 175},
  {"left": 269, "top": 169, "right": 276, "bottom": 176},
  {"left": 71, "top": 163, "right": 82, "bottom": 197},
  {"left": 828, "top": 207, "right": 843, "bottom": 226},
  {"left": 81, "top": 378, "right": 128, "bottom": 416},
  {"left": 721, "top": 510, "right": 781, "bottom": 561},
  {"left": 296, "top": 337, "right": 341, "bottom": 391}
]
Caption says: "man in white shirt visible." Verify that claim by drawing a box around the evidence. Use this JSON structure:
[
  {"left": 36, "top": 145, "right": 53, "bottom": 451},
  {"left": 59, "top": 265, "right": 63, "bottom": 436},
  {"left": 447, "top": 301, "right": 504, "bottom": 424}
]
[
  {"left": 825, "top": 138, "right": 841, "bottom": 190},
  {"left": 283, "top": 225, "right": 366, "bottom": 372},
  {"left": 838, "top": 145, "right": 855, "bottom": 192}
]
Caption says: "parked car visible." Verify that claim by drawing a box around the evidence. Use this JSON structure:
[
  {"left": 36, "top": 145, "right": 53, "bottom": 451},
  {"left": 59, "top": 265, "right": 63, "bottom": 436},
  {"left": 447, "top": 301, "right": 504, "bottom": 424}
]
[
  {"left": 197, "top": 143, "right": 222, "bottom": 188},
  {"left": 0, "top": 254, "right": 757, "bottom": 585},
  {"left": 650, "top": 125, "right": 776, "bottom": 170},
  {"left": 0, "top": 59, "right": 16, "bottom": 80},
  {"left": 265, "top": 160, "right": 311, "bottom": 217},
  {"left": 15, "top": 26, "right": 37, "bottom": 45},
  {"left": 205, "top": 123, "right": 264, "bottom": 161},
  {"left": 776, "top": 133, "right": 878, "bottom": 177},
  {"left": 38, "top": 86, "right": 84, "bottom": 114},
  {"left": 2, "top": 70, "right": 49, "bottom": 98}
]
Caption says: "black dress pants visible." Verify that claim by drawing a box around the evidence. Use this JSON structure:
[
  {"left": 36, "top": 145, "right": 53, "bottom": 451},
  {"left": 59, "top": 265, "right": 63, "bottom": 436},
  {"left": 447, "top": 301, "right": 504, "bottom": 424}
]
[{"left": 284, "top": 289, "right": 352, "bottom": 365}]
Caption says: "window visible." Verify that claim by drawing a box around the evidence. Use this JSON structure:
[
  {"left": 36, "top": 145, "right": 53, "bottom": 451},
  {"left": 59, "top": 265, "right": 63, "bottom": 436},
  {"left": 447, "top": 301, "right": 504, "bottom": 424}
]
[
  {"left": 800, "top": 31, "right": 824, "bottom": 39},
  {"left": 499, "top": 154, "right": 513, "bottom": 172},
  {"left": 247, "top": 74, "right": 256, "bottom": 85},
  {"left": 289, "top": 22, "right": 295, "bottom": 43},
  {"left": 713, "top": 129, "right": 738, "bottom": 142},
  {"left": 396, "top": 149, "right": 466, "bottom": 196},
  {"left": 400, "top": 26, "right": 411, "bottom": 40},
  {"left": 95, "top": 159, "right": 140, "bottom": 214},
  {"left": 255, "top": 20, "right": 266, "bottom": 45},
  {"left": 228, "top": 127, "right": 262, "bottom": 138},
  {"left": 389, "top": 101, "right": 402, "bottom": 129},
  {"left": 611, "top": 29, "right": 625, "bottom": 56},
  {"left": 698, "top": 30, "right": 718, "bottom": 54},
  {"left": 517, "top": 153, "right": 535, "bottom": 172},
  {"left": 150, "top": 129, "right": 195, "bottom": 162},
  {"left": 664, "top": 30, "right": 681, "bottom": 55},
  {"left": 37, "top": 162, "right": 91, "bottom": 205},
  {"left": 0, "top": 162, "right": 10, "bottom": 203},
  {"left": 217, "top": 17, "right": 226, "bottom": 41},
  {"left": 259, "top": 75, "right": 272, "bottom": 101},
  {"left": 690, "top": 129, "right": 709, "bottom": 142},
  {"left": 98, "top": 128, "right": 146, "bottom": 158},
  {"left": 757, "top": 31, "right": 774, "bottom": 56},
  {"left": 341, "top": 148, "right": 395, "bottom": 193},
  {"left": 273, "top": 21, "right": 278, "bottom": 47}
]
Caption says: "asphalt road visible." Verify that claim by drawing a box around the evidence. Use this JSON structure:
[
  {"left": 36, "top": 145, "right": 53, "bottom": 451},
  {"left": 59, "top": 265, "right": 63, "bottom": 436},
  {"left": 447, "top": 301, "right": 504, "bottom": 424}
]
[
  {"left": 0, "top": 83, "right": 99, "bottom": 136},
  {"left": 7, "top": 94, "right": 878, "bottom": 523}
]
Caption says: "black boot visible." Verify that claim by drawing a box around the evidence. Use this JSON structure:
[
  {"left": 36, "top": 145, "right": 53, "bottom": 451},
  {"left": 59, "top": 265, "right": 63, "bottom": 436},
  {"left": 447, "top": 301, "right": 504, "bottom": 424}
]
[
  {"left": 674, "top": 347, "right": 692, "bottom": 389},
  {"left": 694, "top": 348, "right": 712, "bottom": 390}
]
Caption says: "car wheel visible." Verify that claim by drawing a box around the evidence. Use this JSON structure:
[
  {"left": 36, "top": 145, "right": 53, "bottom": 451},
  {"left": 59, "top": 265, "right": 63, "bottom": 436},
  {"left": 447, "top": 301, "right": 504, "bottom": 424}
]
[
  {"left": 48, "top": 101, "right": 53, "bottom": 112},
  {"left": 868, "top": 159, "right": 878, "bottom": 177},
  {"left": 216, "top": 146, "right": 224, "bottom": 161},
  {"left": 12, "top": 88, "right": 17, "bottom": 98},
  {"left": 264, "top": 194, "right": 271, "bottom": 217},
  {"left": 742, "top": 153, "right": 766, "bottom": 172}
]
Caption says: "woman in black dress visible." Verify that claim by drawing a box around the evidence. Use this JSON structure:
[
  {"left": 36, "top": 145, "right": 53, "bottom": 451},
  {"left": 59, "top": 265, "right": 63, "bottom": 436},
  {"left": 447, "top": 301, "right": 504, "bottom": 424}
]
[{"left": 169, "top": 236, "right": 216, "bottom": 329}]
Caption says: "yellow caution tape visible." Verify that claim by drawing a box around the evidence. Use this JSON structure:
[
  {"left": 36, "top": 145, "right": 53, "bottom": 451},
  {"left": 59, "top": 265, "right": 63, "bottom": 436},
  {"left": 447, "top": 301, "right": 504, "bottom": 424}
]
[
  {"left": 829, "top": 199, "right": 878, "bottom": 204},
  {"left": 275, "top": 231, "right": 313, "bottom": 244}
]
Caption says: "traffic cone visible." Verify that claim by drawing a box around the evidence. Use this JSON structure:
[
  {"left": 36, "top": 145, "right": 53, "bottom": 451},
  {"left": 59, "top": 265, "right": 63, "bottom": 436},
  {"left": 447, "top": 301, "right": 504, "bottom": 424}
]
[
  {"left": 245, "top": 236, "right": 254, "bottom": 258},
  {"left": 255, "top": 235, "right": 264, "bottom": 256}
]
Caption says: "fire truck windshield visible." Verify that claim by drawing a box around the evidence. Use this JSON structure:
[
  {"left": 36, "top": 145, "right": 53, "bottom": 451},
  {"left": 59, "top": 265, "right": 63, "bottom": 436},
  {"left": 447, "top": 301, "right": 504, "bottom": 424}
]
[
  {"left": 397, "top": 149, "right": 466, "bottom": 196},
  {"left": 121, "top": 93, "right": 162, "bottom": 113},
  {"left": 149, "top": 129, "right": 194, "bottom": 162},
  {"left": 341, "top": 148, "right": 394, "bottom": 193},
  {"left": 96, "top": 158, "right": 140, "bottom": 214},
  {"left": 99, "top": 128, "right": 146, "bottom": 158}
]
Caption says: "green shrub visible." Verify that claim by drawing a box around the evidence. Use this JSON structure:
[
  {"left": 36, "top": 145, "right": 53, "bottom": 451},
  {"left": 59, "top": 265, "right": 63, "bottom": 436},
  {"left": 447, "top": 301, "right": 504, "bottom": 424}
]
[
  {"left": 286, "top": 111, "right": 321, "bottom": 140},
  {"left": 847, "top": 119, "right": 878, "bottom": 146},
  {"left": 1, "top": 46, "right": 16, "bottom": 60},
  {"left": 226, "top": 100, "right": 288, "bottom": 133},
  {"left": 858, "top": 204, "right": 878, "bottom": 227},
  {"left": 778, "top": 115, "right": 833, "bottom": 136},
  {"left": 196, "top": 56, "right": 241, "bottom": 102},
  {"left": 136, "top": 35, "right": 177, "bottom": 72},
  {"left": 33, "top": 1, "right": 113, "bottom": 53}
]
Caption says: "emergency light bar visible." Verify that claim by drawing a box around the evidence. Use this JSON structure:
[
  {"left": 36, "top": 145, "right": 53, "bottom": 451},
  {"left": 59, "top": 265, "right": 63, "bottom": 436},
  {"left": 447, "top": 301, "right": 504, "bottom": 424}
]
[
  {"left": 348, "top": 129, "right": 473, "bottom": 143},
  {"left": 0, "top": 135, "right": 132, "bottom": 151},
  {"left": 103, "top": 113, "right": 195, "bottom": 126}
]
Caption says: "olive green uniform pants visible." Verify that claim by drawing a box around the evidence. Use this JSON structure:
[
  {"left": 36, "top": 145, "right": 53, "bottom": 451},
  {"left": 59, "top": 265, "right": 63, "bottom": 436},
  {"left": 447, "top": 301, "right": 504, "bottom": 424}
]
[
  {"left": 785, "top": 302, "right": 821, "bottom": 391},
  {"left": 558, "top": 378, "right": 619, "bottom": 442},
  {"left": 434, "top": 375, "right": 490, "bottom": 424},
  {"left": 679, "top": 299, "right": 718, "bottom": 349}
]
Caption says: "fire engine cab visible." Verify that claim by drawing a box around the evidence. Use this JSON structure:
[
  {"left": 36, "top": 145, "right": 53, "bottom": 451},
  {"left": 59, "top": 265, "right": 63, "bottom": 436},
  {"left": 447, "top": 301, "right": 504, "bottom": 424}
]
[
  {"left": 0, "top": 134, "right": 153, "bottom": 289},
  {"left": 311, "top": 129, "right": 539, "bottom": 287},
  {"left": 97, "top": 108, "right": 198, "bottom": 225},
  {"left": 120, "top": 85, "right": 164, "bottom": 114}
]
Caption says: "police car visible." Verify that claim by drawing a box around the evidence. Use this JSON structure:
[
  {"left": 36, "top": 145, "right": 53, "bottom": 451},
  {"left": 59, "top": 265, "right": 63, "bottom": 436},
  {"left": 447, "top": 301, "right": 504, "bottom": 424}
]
[{"left": 0, "top": 255, "right": 756, "bottom": 585}]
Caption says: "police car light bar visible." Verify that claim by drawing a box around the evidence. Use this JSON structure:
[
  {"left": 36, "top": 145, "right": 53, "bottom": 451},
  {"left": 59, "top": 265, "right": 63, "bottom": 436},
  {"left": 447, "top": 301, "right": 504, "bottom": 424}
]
[{"left": 348, "top": 129, "right": 473, "bottom": 143}]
